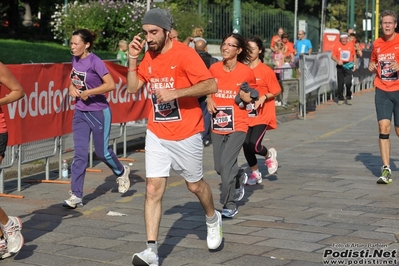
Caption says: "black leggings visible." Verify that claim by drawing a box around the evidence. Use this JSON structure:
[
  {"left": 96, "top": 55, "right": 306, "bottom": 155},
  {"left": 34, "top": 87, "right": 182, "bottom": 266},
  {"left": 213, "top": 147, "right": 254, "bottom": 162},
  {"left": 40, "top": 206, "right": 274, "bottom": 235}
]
[{"left": 243, "top": 124, "right": 268, "bottom": 167}]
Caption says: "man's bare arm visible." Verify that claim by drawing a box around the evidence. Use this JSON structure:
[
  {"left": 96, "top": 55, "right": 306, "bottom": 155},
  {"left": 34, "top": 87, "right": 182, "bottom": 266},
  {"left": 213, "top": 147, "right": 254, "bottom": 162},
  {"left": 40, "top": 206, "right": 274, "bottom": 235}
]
[
  {"left": 126, "top": 62, "right": 145, "bottom": 94},
  {"left": 126, "top": 33, "right": 146, "bottom": 94}
]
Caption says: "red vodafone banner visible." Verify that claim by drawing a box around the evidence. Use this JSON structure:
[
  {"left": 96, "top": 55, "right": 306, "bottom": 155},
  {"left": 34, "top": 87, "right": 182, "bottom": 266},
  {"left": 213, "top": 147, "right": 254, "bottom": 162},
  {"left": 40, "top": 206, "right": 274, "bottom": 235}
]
[
  {"left": 104, "top": 61, "right": 151, "bottom": 123},
  {"left": 3, "top": 61, "right": 151, "bottom": 145}
]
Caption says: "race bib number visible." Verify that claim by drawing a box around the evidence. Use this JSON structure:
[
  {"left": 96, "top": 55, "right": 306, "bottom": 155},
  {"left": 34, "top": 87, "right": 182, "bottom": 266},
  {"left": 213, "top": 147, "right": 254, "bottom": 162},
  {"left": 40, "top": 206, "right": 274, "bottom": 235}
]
[
  {"left": 246, "top": 103, "right": 258, "bottom": 117},
  {"left": 380, "top": 61, "right": 398, "bottom": 81},
  {"left": 212, "top": 106, "right": 234, "bottom": 131},
  {"left": 151, "top": 93, "right": 181, "bottom": 122},
  {"left": 70, "top": 69, "right": 87, "bottom": 91},
  {"left": 339, "top": 50, "right": 351, "bottom": 62}
]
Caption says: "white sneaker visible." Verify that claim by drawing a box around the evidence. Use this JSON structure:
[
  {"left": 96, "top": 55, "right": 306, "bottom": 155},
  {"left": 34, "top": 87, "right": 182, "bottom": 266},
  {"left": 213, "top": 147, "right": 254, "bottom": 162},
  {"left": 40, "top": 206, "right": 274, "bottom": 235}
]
[
  {"left": 377, "top": 167, "right": 392, "bottom": 184},
  {"left": 116, "top": 165, "right": 130, "bottom": 194},
  {"left": 246, "top": 172, "right": 262, "bottom": 186},
  {"left": 265, "top": 148, "right": 278, "bottom": 174},
  {"left": 206, "top": 211, "right": 222, "bottom": 250},
  {"left": 62, "top": 191, "right": 83, "bottom": 208},
  {"left": 132, "top": 247, "right": 159, "bottom": 266},
  {"left": 2, "top": 216, "right": 24, "bottom": 257}
]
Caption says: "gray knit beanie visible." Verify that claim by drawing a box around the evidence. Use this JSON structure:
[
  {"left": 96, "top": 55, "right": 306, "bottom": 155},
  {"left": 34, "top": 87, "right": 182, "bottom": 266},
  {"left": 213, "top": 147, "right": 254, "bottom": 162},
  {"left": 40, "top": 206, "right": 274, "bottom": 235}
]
[{"left": 142, "top": 8, "right": 174, "bottom": 31}]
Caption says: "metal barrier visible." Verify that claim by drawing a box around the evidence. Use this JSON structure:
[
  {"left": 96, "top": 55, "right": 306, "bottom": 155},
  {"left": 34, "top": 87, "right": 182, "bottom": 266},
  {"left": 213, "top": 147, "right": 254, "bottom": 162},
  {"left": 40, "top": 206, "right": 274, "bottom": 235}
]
[
  {"left": 298, "top": 52, "right": 375, "bottom": 119},
  {"left": 0, "top": 122, "right": 147, "bottom": 196},
  {"left": 0, "top": 146, "right": 16, "bottom": 194}
]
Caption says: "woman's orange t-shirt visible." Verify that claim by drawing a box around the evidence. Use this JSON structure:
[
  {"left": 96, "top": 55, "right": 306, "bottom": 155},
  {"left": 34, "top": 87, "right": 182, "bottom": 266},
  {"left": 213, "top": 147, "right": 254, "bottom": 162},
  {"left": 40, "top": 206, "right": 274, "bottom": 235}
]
[
  {"left": 0, "top": 110, "right": 6, "bottom": 133},
  {"left": 283, "top": 41, "right": 295, "bottom": 57},
  {"left": 371, "top": 34, "right": 399, "bottom": 92},
  {"left": 270, "top": 35, "right": 281, "bottom": 50},
  {"left": 209, "top": 62, "right": 257, "bottom": 135},
  {"left": 0, "top": 85, "right": 7, "bottom": 133},
  {"left": 137, "top": 40, "right": 213, "bottom": 140},
  {"left": 249, "top": 63, "right": 281, "bottom": 129}
]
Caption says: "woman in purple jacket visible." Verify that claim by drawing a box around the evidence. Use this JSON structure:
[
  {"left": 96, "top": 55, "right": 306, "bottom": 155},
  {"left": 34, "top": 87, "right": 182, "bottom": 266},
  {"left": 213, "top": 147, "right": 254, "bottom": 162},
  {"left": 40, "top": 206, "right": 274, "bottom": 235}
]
[{"left": 63, "top": 29, "right": 130, "bottom": 208}]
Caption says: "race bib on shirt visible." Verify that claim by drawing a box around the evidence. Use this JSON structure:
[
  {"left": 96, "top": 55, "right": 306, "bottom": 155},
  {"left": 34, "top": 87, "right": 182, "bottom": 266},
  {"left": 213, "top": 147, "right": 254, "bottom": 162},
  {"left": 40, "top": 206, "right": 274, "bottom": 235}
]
[
  {"left": 151, "top": 93, "right": 182, "bottom": 122},
  {"left": 339, "top": 50, "right": 351, "bottom": 62},
  {"left": 246, "top": 103, "right": 258, "bottom": 117},
  {"left": 380, "top": 61, "right": 398, "bottom": 81},
  {"left": 212, "top": 106, "right": 234, "bottom": 131},
  {"left": 70, "top": 69, "right": 87, "bottom": 91}
]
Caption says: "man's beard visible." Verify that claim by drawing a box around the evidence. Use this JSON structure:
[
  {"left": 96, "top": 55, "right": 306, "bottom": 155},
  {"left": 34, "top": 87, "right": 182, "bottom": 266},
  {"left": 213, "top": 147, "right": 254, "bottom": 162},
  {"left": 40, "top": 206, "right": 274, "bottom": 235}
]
[{"left": 148, "top": 34, "right": 166, "bottom": 53}]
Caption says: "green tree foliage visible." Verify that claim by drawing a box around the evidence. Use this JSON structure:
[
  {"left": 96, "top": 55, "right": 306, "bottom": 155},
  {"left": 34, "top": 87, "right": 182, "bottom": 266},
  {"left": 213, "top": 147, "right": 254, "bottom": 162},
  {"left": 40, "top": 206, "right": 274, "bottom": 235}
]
[
  {"left": 51, "top": 0, "right": 147, "bottom": 51},
  {"left": 168, "top": 3, "right": 207, "bottom": 41},
  {"left": 325, "top": 0, "right": 399, "bottom": 42},
  {"left": 325, "top": 1, "right": 348, "bottom": 31}
]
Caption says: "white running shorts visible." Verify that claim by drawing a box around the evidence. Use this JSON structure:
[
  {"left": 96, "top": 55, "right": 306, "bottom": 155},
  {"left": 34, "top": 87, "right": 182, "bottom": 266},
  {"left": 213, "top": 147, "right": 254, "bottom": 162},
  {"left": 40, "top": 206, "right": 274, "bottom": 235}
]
[{"left": 145, "top": 129, "right": 203, "bottom": 182}]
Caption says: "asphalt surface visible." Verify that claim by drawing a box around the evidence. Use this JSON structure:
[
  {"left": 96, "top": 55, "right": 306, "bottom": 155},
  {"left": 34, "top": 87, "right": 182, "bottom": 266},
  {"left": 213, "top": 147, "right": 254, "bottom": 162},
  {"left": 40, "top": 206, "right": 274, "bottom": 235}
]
[{"left": 2, "top": 87, "right": 399, "bottom": 266}]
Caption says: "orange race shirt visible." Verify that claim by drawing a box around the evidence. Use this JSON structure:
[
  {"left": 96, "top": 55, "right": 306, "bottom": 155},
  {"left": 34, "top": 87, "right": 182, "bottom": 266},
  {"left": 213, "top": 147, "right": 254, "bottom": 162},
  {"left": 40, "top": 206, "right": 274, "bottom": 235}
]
[
  {"left": 0, "top": 108, "right": 6, "bottom": 133},
  {"left": 209, "top": 62, "right": 257, "bottom": 135},
  {"left": 249, "top": 63, "right": 281, "bottom": 129},
  {"left": 371, "top": 34, "right": 399, "bottom": 92},
  {"left": 284, "top": 41, "right": 295, "bottom": 57},
  {"left": 332, "top": 41, "right": 355, "bottom": 63},
  {"left": 0, "top": 85, "right": 6, "bottom": 133},
  {"left": 137, "top": 40, "right": 212, "bottom": 140},
  {"left": 270, "top": 35, "right": 281, "bottom": 49}
]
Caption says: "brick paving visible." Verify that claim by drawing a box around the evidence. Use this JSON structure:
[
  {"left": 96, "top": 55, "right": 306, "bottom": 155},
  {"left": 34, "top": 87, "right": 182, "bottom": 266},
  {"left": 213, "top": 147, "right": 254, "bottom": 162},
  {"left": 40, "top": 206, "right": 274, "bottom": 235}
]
[{"left": 2, "top": 87, "right": 399, "bottom": 265}]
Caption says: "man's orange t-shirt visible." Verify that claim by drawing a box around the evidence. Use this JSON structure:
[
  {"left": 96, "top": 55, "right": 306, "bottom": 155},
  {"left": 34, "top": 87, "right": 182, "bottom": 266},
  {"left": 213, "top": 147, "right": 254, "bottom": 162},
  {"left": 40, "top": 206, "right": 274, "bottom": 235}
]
[
  {"left": 137, "top": 40, "right": 212, "bottom": 140},
  {"left": 371, "top": 33, "right": 399, "bottom": 92},
  {"left": 332, "top": 41, "right": 355, "bottom": 63},
  {"left": 209, "top": 62, "right": 257, "bottom": 135},
  {"left": 249, "top": 63, "right": 281, "bottom": 129}
]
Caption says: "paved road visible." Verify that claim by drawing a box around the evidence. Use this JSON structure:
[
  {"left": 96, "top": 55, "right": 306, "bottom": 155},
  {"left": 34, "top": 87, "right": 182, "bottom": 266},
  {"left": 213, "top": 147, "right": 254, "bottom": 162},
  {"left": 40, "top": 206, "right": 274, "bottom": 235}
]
[{"left": 2, "top": 87, "right": 399, "bottom": 266}]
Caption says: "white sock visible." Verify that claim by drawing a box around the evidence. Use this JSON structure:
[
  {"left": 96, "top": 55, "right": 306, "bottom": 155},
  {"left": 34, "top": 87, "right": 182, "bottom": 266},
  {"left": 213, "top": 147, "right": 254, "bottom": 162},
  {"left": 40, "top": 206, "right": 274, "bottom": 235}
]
[
  {"left": 147, "top": 241, "right": 158, "bottom": 255},
  {"left": 1, "top": 218, "right": 12, "bottom": 229}
]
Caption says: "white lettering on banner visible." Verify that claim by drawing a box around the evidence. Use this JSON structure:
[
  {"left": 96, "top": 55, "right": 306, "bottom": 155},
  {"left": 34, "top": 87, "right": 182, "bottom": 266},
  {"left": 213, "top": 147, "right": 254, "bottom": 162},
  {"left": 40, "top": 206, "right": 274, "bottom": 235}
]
[
  {"left": 303, "top": 52, "right": 336, "bottom": 94},
  {"left": 108, "top": 77, "right": 150, "bottom": 104},
  {"left": 7, "top": 82, "right": 74, "bottom": 119},
  {"left": 9, "top": 78, "right": 150, "bottom": 120}
]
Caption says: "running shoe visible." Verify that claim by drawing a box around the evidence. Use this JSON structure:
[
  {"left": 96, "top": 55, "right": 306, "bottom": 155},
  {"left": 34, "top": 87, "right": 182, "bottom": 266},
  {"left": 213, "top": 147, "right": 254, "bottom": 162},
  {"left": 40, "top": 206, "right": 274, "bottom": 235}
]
[
  {"left": 1, "top": 216, "right": 24, "bottom": 258},
  {"left": 203, "top": 139, "right": 211, "bottom": 147},
  {"left": 62, "top": 191, "right": 83, "bottom": 208},
  {"left": 234, "top": 170, "right": 248, "bottom": 201},
  {"left": 377, "top": 167, "right": 392, "bottom": 184},
  {"left": 116, "top": 165, "right": 131, "bottom": 194},
  {"left": 132, "top": 247, "right": 159, "bottom": 266},
  {"left": 206, "top": 210, "right": 222, "bottom": 250},
  {"left": 246, "top": 172, "right": 262, "bottom": 186},
  {"left": 221, "top": 208, "right": 238, "bottom": 218},
  {"left": 265, "top": 148, "right": 278, "bottom": 174}
]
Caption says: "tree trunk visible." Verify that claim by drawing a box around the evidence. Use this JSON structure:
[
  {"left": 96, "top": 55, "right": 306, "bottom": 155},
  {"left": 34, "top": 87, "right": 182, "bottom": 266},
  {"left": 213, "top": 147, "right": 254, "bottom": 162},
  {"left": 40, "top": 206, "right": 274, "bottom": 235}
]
[{"left": 7, "top": 0, "right": 19, "bottom": 35}]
